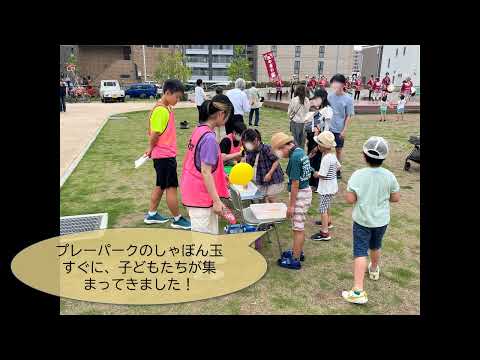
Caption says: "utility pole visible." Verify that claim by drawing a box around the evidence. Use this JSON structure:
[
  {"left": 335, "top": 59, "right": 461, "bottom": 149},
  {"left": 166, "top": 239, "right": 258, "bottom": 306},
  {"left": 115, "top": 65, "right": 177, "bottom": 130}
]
[
  {"left": 335, "top": 45, "right": 340, "bottom": 73},
  {"left": 142, "top": 45, "right": 147, "bottom": 82}
]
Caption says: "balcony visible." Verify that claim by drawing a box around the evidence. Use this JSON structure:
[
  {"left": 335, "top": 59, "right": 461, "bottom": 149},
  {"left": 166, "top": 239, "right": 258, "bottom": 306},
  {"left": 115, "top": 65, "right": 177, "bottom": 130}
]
[
  {"left": 212, "top": 62, "right": 230, "bottom": 68},
  {"left": 212, "top": 49, "right": 233, "bottom": 56},
  {"left": 186, "top": 48, "right": 209, "bottom": 55},
  {"left": 186, "top": 62, "right": 209, "bottom": 68}
]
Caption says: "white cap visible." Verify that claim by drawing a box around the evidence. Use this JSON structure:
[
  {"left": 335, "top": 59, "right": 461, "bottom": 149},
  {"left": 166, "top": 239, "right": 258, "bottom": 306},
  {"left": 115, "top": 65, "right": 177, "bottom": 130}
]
[{"left": 363, "top": 136, "right": 389, "bottom": 159}]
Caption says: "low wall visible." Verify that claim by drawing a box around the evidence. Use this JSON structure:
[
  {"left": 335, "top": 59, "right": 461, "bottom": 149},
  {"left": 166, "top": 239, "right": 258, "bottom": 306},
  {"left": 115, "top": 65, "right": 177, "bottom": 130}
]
[{"left": 262, "top": 100, "right": 420, "bottom": 114}]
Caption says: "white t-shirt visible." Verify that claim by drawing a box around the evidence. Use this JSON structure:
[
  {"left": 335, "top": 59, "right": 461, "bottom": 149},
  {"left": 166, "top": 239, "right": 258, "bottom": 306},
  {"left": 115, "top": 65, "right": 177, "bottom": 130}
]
[
  {"left": 195, "top": 86, "right": 206, "bottom": 106},
  {"left": 397, "top": 99, "right": 406, "bottom": 109},
  {"left": 316, "top": 152, "right": 341, "bottom": 195}
]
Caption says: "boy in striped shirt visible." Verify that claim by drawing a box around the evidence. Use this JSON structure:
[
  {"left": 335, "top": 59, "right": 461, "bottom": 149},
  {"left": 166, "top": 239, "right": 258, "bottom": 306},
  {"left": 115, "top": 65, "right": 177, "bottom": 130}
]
[{"left": 311, "top": 131, "right": 341, "bottom": 241}]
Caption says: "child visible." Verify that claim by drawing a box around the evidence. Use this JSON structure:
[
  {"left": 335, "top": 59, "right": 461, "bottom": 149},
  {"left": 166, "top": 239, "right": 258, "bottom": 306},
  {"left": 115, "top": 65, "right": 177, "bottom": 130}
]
[
  {"left": 379, "top": 95, "right": 388, "bottom": 122},
  {"left": 342, "top": 136, "right": 400, "bottom": 304},
  {"left": 311, "top": 131, "right": 341, "bottom": 241},
  {"left": 397, "top": 94, "right": 406, "bottom": 121},
  {"left": 242, "top": 129, "right": 284, "bottom": 203},
  {"left": 180, "top": 95, "right": 232, "bottom": 234},
  {"left": 219, "top": 121, "right": 246, "bottom": 166},
  {"left": 271, "top": 132, "right": 312, "bottom": 270},
  {"left": 144, "top": 79, "right": 191, "bottom": 230}
]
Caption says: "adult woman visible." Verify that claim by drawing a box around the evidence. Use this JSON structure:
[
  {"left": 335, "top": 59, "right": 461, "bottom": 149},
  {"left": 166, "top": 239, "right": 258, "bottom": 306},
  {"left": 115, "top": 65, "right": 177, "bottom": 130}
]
[
  {"left": 288, "top": 84, "right": 310, "bottom": 149},
  {"left": 401, "top": 77, "right": 414, "bottom": 101},
  {"left": 275, "top": 79, "right": 283, "bottom": 101},
  {"left": 180, "top": 95, "right": 232, "bottom": 234},
  {"left": 304, "top": 88, "right": 332, "bottom": 189}
]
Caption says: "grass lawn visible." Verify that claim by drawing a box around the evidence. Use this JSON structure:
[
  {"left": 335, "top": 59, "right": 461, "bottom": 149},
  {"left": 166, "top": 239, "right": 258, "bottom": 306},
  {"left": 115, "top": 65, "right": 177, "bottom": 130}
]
[{"left": 60, "top": 106, "right": 420, "bottom": 315}]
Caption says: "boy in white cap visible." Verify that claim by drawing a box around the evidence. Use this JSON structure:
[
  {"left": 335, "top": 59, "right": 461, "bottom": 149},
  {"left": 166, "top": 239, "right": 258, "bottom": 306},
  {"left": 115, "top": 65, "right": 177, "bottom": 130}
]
[
  {"left": 311, "top": 131, "right": 341, "bottom": 241},
  {"left": 342, "top": 136, "right": 400, "bottom": 304}
]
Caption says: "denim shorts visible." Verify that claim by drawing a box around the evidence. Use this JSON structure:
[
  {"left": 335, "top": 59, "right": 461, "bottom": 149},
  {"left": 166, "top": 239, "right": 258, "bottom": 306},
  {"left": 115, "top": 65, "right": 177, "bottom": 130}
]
[
  {"left": 332, "top": 132, "right": 345, "bottom": 148},
  {"left": 353, "top": 222, "right": 388, "bottom": 257},
  {"left": 397, "top": 107, "right": 405, "bottom": 114}
]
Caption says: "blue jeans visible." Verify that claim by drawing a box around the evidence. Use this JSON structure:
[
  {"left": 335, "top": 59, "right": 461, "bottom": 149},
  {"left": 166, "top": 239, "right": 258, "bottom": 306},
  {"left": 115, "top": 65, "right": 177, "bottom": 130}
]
[
  {"left": 353, "top": 221, "right": 388, "bottom": 257},
  {"left": 59, "top": 96, "right": 66, "bottom": 112},
  {"left": 249, "top": 108, "right": 259, "bottom": 125}
]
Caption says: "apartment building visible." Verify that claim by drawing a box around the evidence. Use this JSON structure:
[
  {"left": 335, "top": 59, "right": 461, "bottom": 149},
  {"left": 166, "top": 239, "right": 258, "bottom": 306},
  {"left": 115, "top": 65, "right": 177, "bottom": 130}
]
[
  {"left": 255, "top": 45, "right": 354, "bottom": 82},
  {"left": 380, "top": 45, "right": 420, "bottom": 87},
  {"left": 184, "top": 45, "right": 234, "bottom": 83}
]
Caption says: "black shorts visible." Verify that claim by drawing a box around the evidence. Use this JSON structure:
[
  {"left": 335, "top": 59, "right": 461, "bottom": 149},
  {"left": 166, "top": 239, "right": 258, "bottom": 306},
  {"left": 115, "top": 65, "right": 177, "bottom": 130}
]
[
  {"left": 153, "top": 157, "right": 178, "bottom": 189},
  {"left": 332, "top": 131, "right": 345, "bottom": 149}
]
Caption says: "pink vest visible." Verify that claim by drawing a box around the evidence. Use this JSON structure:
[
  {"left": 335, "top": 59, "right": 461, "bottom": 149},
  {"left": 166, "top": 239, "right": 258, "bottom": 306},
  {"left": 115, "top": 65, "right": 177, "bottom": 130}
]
[
  {"left": 148, "top": 104, "right": 177, "bottom": 159},
  {"left": 180, "top": 125, "right": 229, "bottom": 208},
  {"left": 226, "top": 133, "right": 242, "bottom": 154}
]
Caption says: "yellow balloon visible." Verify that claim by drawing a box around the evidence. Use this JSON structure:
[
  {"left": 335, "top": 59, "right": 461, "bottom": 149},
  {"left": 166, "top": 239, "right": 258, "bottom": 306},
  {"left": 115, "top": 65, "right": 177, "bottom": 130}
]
[{"left": 229, "top": 162, "right": 254, "bottom": 186}]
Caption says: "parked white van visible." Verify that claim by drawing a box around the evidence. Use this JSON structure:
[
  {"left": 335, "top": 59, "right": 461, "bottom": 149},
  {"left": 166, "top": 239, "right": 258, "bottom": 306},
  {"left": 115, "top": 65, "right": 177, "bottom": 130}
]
[{"left": 99, "top": 80, "right": 125, "bottom": 102}]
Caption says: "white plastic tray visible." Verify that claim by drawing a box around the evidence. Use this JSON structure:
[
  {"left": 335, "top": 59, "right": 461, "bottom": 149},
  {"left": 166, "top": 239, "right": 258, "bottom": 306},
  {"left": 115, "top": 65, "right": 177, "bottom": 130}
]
[{"left": 249, "top": 203, "right": 287, "bottom": 220}]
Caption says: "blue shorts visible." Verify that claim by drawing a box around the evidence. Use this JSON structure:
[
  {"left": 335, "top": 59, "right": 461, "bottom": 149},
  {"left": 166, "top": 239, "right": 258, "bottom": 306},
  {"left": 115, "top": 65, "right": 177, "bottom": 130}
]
[
  {"left": 353, "top": 222, "right": 388, "bottom": 257},
  {"left": 397, "top": 107, "right": 405, "bottom": 114},
  {"left": 332, "top": 132, "right": 345, "bottom": 148}
]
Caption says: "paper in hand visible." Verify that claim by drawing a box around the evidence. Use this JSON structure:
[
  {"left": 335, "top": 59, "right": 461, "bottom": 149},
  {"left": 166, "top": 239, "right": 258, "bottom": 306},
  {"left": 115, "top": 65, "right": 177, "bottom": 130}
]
[{"left": 134, "top": 154, "right": 150, "bottom": 169}]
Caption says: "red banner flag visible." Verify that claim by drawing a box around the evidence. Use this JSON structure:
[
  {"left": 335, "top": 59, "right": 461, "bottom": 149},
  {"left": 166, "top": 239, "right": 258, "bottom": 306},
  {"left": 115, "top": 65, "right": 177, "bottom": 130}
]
[{"left": 262, "top": 51, "right": 281, "bottom": 83}]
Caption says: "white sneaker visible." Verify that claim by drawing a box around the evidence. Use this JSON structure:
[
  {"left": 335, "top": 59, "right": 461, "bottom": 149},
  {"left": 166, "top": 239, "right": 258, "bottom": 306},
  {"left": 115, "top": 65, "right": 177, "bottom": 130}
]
[
  {"left": 341, "top": 289, "right": 368, "bottom": 304},
  {"left": 368, "top": 262, "right": 380, "bottom": 281}
]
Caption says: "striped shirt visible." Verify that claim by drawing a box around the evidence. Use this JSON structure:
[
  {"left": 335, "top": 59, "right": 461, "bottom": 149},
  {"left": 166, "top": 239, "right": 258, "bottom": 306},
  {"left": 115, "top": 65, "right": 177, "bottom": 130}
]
[{"left": 316, "top": 153, "right": 340, "bottom": 195}]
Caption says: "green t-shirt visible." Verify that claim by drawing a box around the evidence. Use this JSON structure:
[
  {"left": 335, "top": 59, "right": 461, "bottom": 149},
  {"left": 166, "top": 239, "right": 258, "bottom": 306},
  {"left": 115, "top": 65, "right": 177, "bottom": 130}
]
[
  {"left": 286, "top": 147, "right": 311, "bottom": 191},
  {"left": 347, "top": 167, "right": 400, "bottom": 228},
  {"left": 150, "top": 106, "right": 170, "bottom": 133}
]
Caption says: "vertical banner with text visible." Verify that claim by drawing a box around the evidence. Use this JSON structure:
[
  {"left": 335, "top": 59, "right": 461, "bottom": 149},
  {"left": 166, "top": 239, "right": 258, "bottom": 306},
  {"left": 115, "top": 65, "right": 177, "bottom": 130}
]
[{"left": 262, "top": 51, "right": 281, "bottom": 82}]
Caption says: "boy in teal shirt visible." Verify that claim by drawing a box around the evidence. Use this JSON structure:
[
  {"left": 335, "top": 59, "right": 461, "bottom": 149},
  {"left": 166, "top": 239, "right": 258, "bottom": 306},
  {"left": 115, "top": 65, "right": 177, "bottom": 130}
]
[
  {"left": 343, "top": 136, "right": 400, "bottom": 304},
  {"left": 271, "top": 132, "right": 312, "bottom": 270}
]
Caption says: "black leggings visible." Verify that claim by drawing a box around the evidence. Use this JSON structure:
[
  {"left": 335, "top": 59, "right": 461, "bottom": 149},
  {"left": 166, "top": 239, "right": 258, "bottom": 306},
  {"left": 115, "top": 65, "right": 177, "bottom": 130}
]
[
  {"left": 276, "top": 90, "right": 282, "bottom": 101},
  {"left": 306, "top": 131, "right": 322, "bottom": 188},
  {"left": 354, "top": 90, "right": 360, "bottom": 100}
]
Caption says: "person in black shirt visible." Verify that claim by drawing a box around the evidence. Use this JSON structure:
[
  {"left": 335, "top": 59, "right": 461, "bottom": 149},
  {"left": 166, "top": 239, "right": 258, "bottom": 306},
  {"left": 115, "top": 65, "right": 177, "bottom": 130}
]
[{"left": 59, "top": 80, "right": 67, "bottom": 112}]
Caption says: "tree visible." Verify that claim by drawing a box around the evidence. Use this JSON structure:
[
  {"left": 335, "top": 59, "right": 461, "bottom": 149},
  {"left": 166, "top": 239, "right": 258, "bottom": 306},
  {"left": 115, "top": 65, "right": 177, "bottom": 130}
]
[
  {"left": 154, "top": 50, "right": 192, "bottom": 83},
  {"left": 227, "top": 45, "right": 252, "bottom": 81}
]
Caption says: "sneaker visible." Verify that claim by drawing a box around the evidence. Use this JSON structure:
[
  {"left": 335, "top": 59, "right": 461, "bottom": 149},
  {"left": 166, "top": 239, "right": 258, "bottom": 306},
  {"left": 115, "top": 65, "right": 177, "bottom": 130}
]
[
  {"left": 282, "top": 249, "right": 305, "bottom": 261},
  {"left": 311, "top": 231, "right": 331, "bottom": 241},
  {"left": 368, "top": 262, "right": 380, "bottom": 280},
  {"left": 171, "top": 216, "right": 191, "bottom": 230},
  {"left": 277, "top": 255, "right": 302, "bottom": 270},
  {"left": 342, "top": 289, "right": 368, "bottom": 304},
  {"left": 144, "top": 212, "right": 170, "bottom": 224},
  {"left": 336, "top": 170, "right": 342, "bottom": 179},
  {"left": 314, "top": 220, "right": 334, "bottom": 229}
]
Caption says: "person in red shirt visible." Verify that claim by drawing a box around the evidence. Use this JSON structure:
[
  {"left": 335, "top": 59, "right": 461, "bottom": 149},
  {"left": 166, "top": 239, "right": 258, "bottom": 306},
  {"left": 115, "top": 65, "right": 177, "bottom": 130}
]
[
  {"left": 275, "top": 78, "right": 283, "bottom": 101},
  {"left": 381, "top": 72, "right": 391, "bottom": 97},
  {"left": 367, "top": 75, "right": 375, "bottom": 101},
  {"left": 318, "top": 76, "right": 328, "bottom": 88},
  {"left": 307, "top": 76, "right": 317, "bottom": 90},
  {"left": 400, "top": 77, "right": 413, "bottom": 101},
  {"left": 354, "top": 76, "right": 362, "bottom": 101}
]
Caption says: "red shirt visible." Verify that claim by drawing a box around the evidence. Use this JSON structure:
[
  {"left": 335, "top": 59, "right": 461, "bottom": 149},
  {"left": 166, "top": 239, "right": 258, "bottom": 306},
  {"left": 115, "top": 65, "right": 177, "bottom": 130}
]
[
  {"left": 319, "top": 79, "right": 327, "bottom": 88},
  {"left": 367, "top": 79, "right": 375, "bottom": 89},
  {"left": 382, "top": 76, "right": 391, "bottom": 87},
  {"left": 354, "top": 79, "right": 362, "bottom": 91},
  {"left": 308, "top": 78, "right": 317, "bottom": 89},
  {"left": 401, "top": 80, "right": 413, "bottom": 93},
  {"left": 373, "top": 81, "right": 382, "bottom": 91}
]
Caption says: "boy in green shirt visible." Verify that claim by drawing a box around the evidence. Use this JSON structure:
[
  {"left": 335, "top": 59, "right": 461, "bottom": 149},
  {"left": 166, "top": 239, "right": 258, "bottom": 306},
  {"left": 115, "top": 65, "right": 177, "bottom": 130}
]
[
  {"left": 271, "top": 132, "right": 312, "bottom": 270},
  {"left": 343, "top": 136, "right": 400, "bottom": 304}
]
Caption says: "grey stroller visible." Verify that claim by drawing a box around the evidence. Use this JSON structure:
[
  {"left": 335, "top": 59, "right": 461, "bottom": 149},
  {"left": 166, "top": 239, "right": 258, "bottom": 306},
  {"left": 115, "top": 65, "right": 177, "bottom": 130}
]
[{"left": 404, "top": 135, "right": 420, "bottom": 171}]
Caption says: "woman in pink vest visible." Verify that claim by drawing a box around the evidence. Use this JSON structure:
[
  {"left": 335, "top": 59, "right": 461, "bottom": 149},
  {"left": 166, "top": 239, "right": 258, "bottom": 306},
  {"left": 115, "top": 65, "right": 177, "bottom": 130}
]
[{"left": 180, "top": 95, "right": 232, "bottom": 234}]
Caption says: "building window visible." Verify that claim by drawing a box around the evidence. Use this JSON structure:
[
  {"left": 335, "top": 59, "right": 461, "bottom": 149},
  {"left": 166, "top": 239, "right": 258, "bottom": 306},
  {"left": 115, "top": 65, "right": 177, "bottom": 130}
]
[
  {"left": 189, "top": 45, "right": 208, "bottom": 49},
  {"left": 294, "top": 60, "right": 300, "bottom": 75},
  {"left": 295, "top": 46, "right": 301, "bottom": 57},
  {"left": 191, "top": 68, "right": 209, "bottom": 76},
  {"left": 212, "top": 68, "right": 228, "bottom": 77},
  {"left": 211, "top": 45, "right": 233, "bottom": 50},
  {"left": 403, "top": 46, "right": 407, "bottom": 56},
  {"left": 395, "top": 48, "right": 399, "bottom": 57},
  {"left": 318, "top": 61, "right": 324, "bottom": 75},
  {"left": 123, "top": 46, "right": 131, "bottom": 60},
  {"left": 271, "top": 45, "right": 277, "bottom": 57},
  {"left": 388, "top": 58, "right": 390, "bottom": 68},
  {"left": 120, "top": 74, "right": 130, "bottom": 79},
  {"left": 212, "top": 55, "right": 233, "bottom": 63},
  {"left": 319, "top": 45, "right": 325, "bottom": 58},
  {"left": 186, "top": 55, "right": 209, "bottom": 63}
]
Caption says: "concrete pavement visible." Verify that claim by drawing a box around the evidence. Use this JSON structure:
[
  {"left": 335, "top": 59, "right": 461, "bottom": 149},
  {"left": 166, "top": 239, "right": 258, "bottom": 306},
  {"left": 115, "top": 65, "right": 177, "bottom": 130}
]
[{"left": 60, "top": 101, "right": 196, "bottom": 187}]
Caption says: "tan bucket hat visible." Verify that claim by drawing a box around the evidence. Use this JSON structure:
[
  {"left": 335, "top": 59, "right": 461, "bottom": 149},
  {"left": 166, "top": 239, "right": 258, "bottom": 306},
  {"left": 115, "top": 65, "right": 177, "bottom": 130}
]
[
  {"left": 313, "top": 131, "right": 336, "bottom": 148},
  {"left": 271, "top": 132, "right": 294, "bottom": 150}
]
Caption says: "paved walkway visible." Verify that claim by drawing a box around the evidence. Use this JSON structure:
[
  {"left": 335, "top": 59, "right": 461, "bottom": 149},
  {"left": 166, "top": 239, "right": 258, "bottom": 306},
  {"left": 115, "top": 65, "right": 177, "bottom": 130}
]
[{"left": 60, "top": 101, "right": 196, "bottom": 186}]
